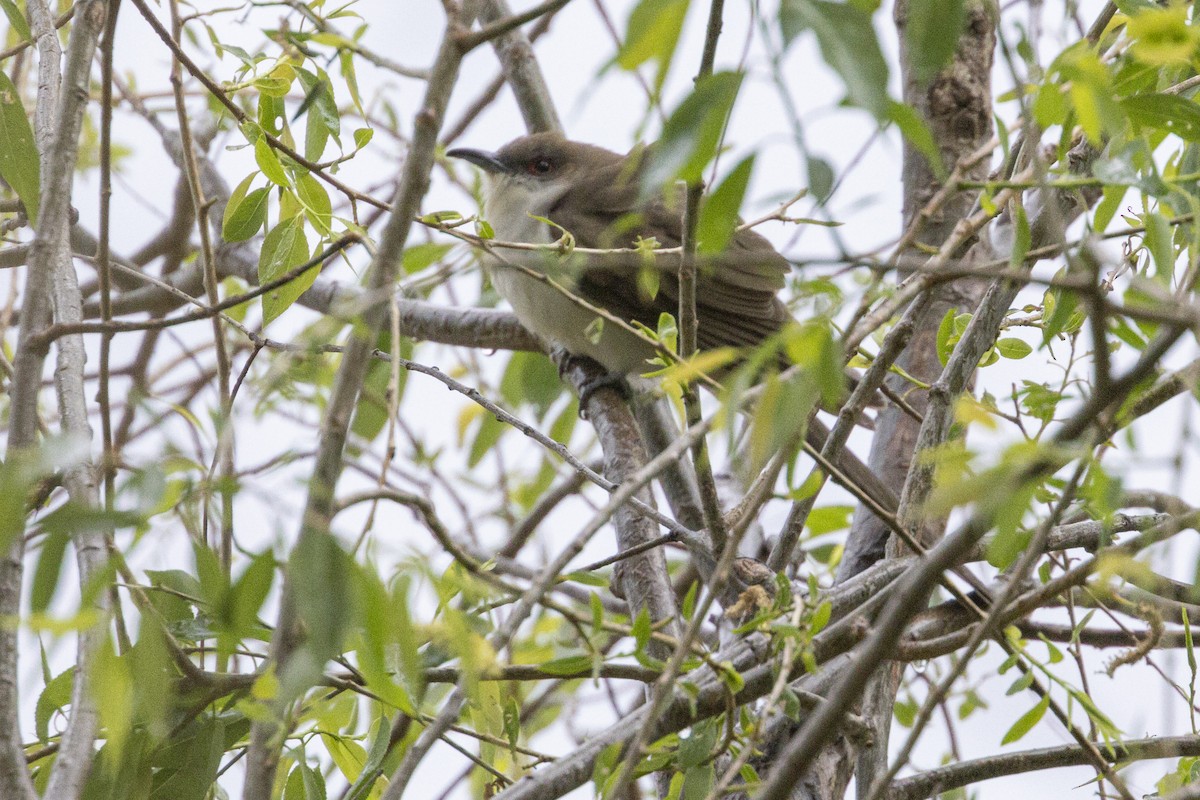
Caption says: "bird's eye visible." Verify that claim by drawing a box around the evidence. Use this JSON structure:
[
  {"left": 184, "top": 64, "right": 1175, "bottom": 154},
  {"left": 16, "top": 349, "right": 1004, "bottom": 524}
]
[{"left": 528, "top": 158, "right": 553, "bottom": 175}]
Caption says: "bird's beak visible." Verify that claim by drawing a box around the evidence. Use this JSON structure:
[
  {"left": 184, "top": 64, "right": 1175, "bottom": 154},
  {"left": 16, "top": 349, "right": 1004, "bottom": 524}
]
[{"left": 446, "top": 147, "right": 511, "bottom": 174}]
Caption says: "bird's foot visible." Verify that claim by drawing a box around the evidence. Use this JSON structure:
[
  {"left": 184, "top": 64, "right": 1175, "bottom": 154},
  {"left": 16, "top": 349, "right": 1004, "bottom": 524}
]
[
  {"left": 576, "top": 372, "right": 631, "bottom": 415},
  {"left": 550, "top": 347, "right": 630, "bottom": 418}
]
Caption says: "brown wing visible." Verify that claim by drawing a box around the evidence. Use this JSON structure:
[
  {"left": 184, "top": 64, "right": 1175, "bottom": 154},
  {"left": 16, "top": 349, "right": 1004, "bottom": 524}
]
[{"left": 545, "top": 152, "right": 792, "bottom": 353}]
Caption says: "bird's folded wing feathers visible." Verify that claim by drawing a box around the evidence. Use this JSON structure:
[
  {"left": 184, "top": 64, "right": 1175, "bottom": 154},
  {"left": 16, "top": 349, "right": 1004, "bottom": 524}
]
[{"left": 546, "top": 157, "right": 793, "bottom": 352}]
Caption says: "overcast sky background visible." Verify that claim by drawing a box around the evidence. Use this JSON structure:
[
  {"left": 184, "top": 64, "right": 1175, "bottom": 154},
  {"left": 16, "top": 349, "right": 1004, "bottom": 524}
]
[{"left": 11, "top": 0, "right": 1200, "bottom": 797}]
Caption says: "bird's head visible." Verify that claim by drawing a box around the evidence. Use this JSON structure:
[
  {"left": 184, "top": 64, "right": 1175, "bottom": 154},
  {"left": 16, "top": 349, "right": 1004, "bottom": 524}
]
[{"left": 448, "top": 133, "right": 625, "bottom": 225}]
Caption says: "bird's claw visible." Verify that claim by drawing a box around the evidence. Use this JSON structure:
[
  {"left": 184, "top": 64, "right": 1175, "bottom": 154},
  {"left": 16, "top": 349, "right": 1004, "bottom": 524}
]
[{"left": 549, "top": 347, "right": 630, "bottom": 418}]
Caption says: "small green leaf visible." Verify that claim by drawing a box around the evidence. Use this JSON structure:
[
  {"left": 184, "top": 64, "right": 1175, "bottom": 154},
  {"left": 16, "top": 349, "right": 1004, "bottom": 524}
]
[
  {"left": 31, "top": 529, "right": 69, "bottom": 615},
  {"left": 468, "top": 412, "right": 506, "bottom": 467},
  {"left": 1143, "top": 211, "right": 1176, "bottom": 281},
  {"left": 402, "top": 243, "right": 453, "bottom": 275},
  {"left": 779, "top": 0, "right": 890, "bottom": 118},
  {"left": 935, "top": 307, "right": 957, "bottom": 365},
  {"left": 805, "top": 505, "right": 854, "bottom": 536},
  {"left": 1127, "top": 4, "right": 1200, "bottom": 66},
  {"left": 697, "top": 155, "right": 754, "bottom": 255},
  {"left": 0, "top": 0, "right": 31, "bottom": 42},
  {"left": 255, "top": 137, "right": 289, "bottom": 187},
  {"left": 0, "top": 70, "right": 40, "bottom": 224},
  {"left": 806, "top": 156, "right": 835, "bottom": 202},
  {"left": 995, "top": 337, "right": 1032, "bottom": 359},
  {"left": 1001, "top": 694, "right": 1049, "bottom": 744},
  {"left": 35, "top": 669, "right": 74, "bottom": 743},
  {"left": 537, "top": 655, "right": 595, "bottom": 676},
  {"left": 294, "top": 173, "right": 333, "bottom": 236},
  {"left": 223, "top": 182, "right": 270, "bottom": 242},
  {"left": 809, "top": 600, "right": 832, "bottom": 634},
  {"left": 1122, "top": 94, "right": 1200, "bottom": 142},
  {"left": 285, "top": 531, "right": 351, "bottom": 698},
  {"left": 259, "top": 216, "right": 313, "bottom": 325},
  {"left": 632, "top": 606, "right": 652, "bottom": 653},
  {"left": 888, "top": 101, "right": 945, "bottom": 181},
  {"left": 616, "top": 0, "right": 689, "bottom": 89},
  {"left": 304, "top": 111, "right": 329, "bottom": 162},
  {"left": 642, "top": 71, "right": 744, "bottom": 193},
  {"left": 353, "top": 127, "right": 373, "bottom": 149},
  {"left": 149, "top": 716, "right": 226, "bottom": 800},
  {"left": 419, "top": 210, "right": 463, "bottom": 225}
]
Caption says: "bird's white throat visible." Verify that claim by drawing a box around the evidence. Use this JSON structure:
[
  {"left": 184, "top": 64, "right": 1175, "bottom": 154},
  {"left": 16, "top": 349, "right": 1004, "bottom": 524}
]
[
  {"left": 478, "top": 171, "right": 655, "bottom": 374},
  {"left": 481, "top": 173, "right": 571, "bottom": 247}
]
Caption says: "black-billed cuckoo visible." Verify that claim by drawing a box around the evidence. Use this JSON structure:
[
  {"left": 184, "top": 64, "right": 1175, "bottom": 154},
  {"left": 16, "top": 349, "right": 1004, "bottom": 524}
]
[
  {"left": 448, "top": 133, "right": 897, "bottom": 524},
  {"left": 447, "top": 132, "right": 792, "bottom": 375}
]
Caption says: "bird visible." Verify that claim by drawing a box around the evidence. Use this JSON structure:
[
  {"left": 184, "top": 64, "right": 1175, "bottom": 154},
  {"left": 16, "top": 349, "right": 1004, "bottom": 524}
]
[
  {"left": 447, "top": 132, "right": 898, "bottom": 535},
  {"left": 446, "top": 132, "right": 793, "bottom": 378}
]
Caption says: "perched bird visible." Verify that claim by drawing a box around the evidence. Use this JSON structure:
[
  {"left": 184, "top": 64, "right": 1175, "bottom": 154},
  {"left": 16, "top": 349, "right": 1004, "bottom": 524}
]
[
  {"left": 448, "top": 132, "right": 897, "bottom": 526},
  {"left": 447, "top": 132, "right": 792, "bottom": 376}
]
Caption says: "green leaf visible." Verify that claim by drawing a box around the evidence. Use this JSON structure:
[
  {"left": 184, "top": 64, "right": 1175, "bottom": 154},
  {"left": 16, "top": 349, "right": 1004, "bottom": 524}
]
[
  {"left": 779, "top": 0, "right": 890, "bottom": 118},
  {"left": 259, "top": 217, "right": 314, "bottom": 325},
  {"left": 296, "top": 68, "right": 340, "bottom": 161},
  {"left": 1053, "top": 44, "right": 1125, "bottom": 142},
  {"left": 353, "top": 127, "right": 373, "bottom": 149},
  {"left": 616, "top": 0, "right": 689, "bottom": 89},
  {"left": 351, "top": 333, "right": 410, "bottom": 445},
  {"left": 935, "top": 307, "right": 957, "bottom": 365},
  {"left": 904, "top": 0, "right": 966, "bottom": 83},
  {"left": 995, "top": 337, "right": 1032, "bottom": 359},
  {"left": 781, "top": 320, "right": 843, "bottom": 408},
  {"left": 1, "top": 0, "right": 30, "bottom": 42},
  {"left": 678, "top": 719, "right": 719, "bottom": 769},
  {"left": 149, "top": 716, "right": 225, "bottom": 800},
  {"left": 93, "top": 635, "right": 133, "bottom": 760},
  {"left": 500, "top": 351, "right": 562, "bottom": 416},
  {"left": 806, "top": 156, "right": 835, "bottom": 202},
  {"left": 35, "top": 668, "right": 74, "bottom": 743},
  {"left": 888, "top": 101, "right": 945, "bottom": 181},
  {"left": 285, "top": 530, "right": 351, "bottom": 699},
  {"left": 339, "top": 50, "right": 364, "bottom": 117},
  {"left": 402, "top": 242, "right": 453, "bottom": 275},
  {"left": 1122, "top": 94, "right": 1200, "bottom": 142},
  {"left": 227, "top": 551, "right": 275, "bottom": 635},
  {"left": 1127, "top": 4, "right": 1200, "bottom": 66},
  {"left": 468, "top": 412, "right": 506, "bottom": 468},
  {"left": 681, "top": 763, "right": 715, "bottom": 800},
  {"left": 1001, "top": 693, "right": 1049, "bottom": 744},
  {"left": 632, "top": 606, "right": 652, "bottom": 654},
  {"left": 697, "top": 155, "right": 754, "bottom": 255},
  {"left": 0, "top": 70, "right": 41, "bottom": 224},
  {"left": 642, "top": 71, "right": 744, "bottom": 193},
  {"left": 747, "top": 369, "right": 819, "bottom": 475},
  {"left": 1143, "top": 210, "right": 1176, "bottom": 280},
  {"left": 255, "top": 136, "right": 289, "bottom": 187},
  {"left": 894, "top": 697, "right": 917, "bottom": 727},
  {"left": 304, "top": 111, "right": 329, "bottom": 163},
  {"left": 809, "top": 600, "right": 832, "bottom": 634},
  {"left": 537, "top": 655, "right": 595, "bottom": 675},
  {"left": 223, "top": 179, "right": 270, "bottom": 242},
  {"left": 805, "top": 505, "right": 854, "bottom": 535},
  {"left": 322, "top": 732, "right": 369, "bottom": 783},
  {"left": 294, "top": 173, "right": 333, "bottom": 236},
  {"left": 31, "top": 529, "right": 69, "bottom": 615}
]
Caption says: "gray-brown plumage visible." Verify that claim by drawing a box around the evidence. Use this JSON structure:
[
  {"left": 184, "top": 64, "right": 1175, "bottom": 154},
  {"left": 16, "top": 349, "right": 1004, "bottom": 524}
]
[
  {"left": 448, "top": 133, "right": 899, "bottom": 530},
  {"left": 448, "top": 132, "right": 792, "bottom": 374}
]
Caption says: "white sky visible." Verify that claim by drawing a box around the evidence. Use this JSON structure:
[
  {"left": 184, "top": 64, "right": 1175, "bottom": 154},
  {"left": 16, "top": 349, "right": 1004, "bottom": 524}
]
[{"left": 9, "top": 0, "right": 1200, "bottom": 797}]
